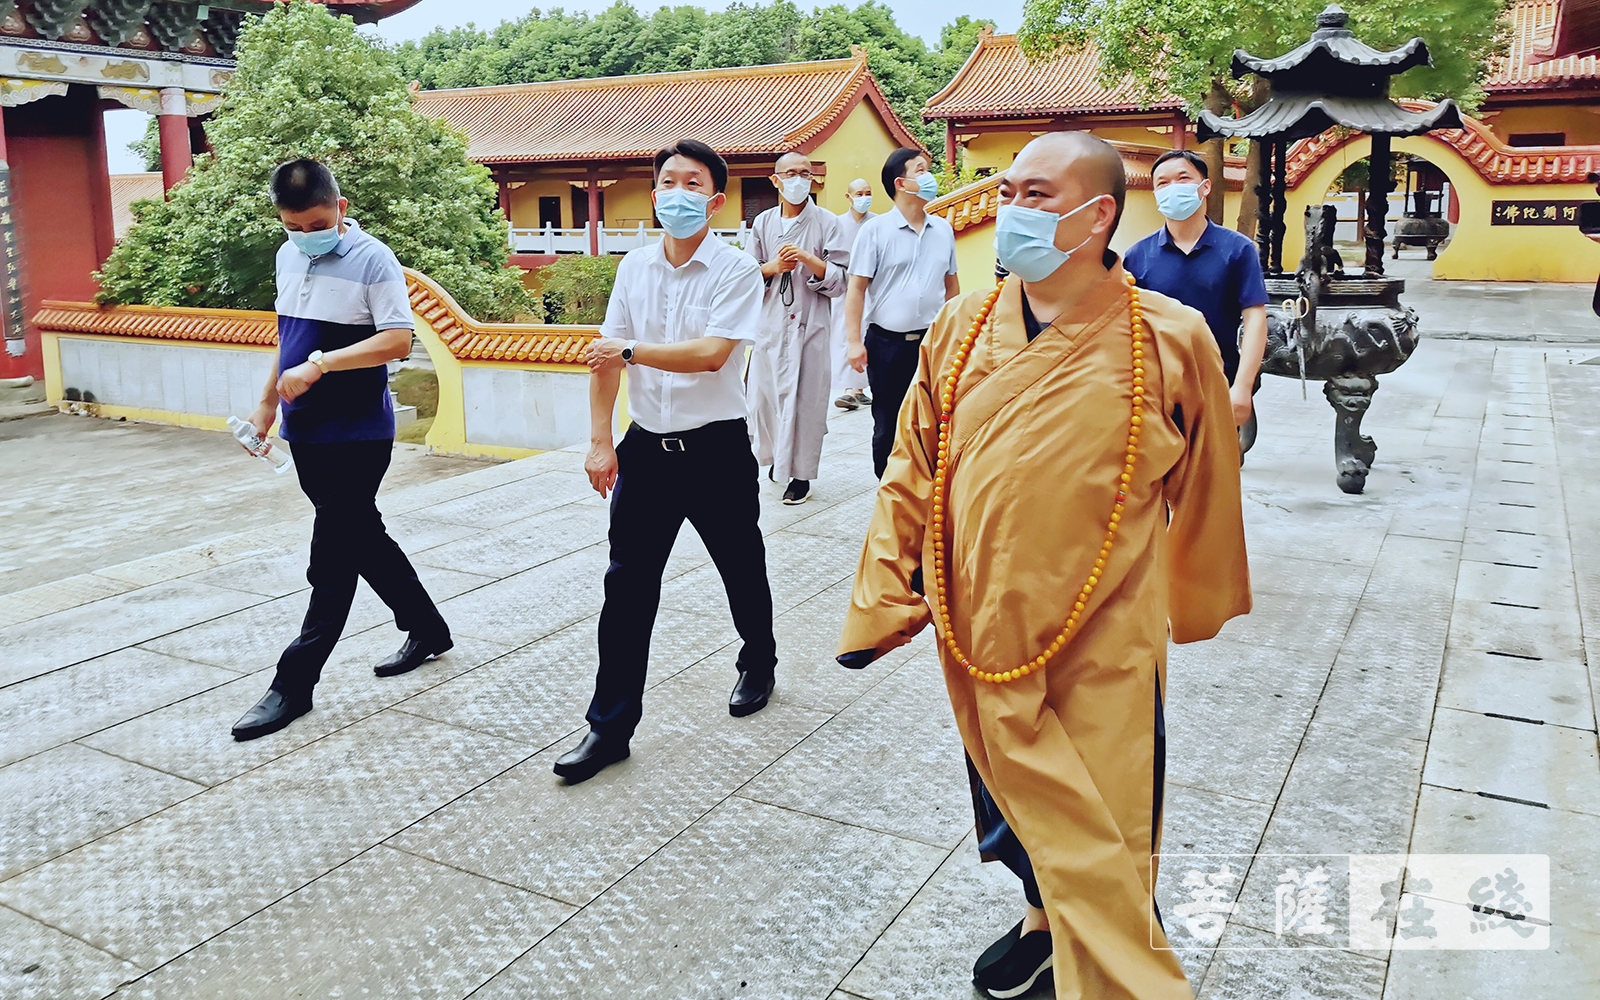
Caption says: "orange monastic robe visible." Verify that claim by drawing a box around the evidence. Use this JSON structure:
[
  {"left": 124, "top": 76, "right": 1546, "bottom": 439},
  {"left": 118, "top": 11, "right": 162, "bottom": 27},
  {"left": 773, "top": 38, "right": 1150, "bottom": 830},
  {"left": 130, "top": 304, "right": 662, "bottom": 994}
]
[{"left": 840, "top": 268, "right": 1251, "bottom": 1000}]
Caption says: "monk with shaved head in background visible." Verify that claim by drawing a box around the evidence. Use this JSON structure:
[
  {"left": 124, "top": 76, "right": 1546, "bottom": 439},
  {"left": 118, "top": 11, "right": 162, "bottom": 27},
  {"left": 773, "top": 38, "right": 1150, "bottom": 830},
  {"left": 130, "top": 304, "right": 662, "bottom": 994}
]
[{"left": 838, "top": 131, "right": 1252, "bottom": 999}]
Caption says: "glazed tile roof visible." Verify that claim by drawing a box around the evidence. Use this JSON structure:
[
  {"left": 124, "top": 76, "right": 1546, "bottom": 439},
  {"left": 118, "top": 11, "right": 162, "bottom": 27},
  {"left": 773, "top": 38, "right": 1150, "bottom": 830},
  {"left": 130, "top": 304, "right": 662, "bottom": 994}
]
[
  {"left": 109, "top": 173, "right": 164, "bottom": 240},
  {"left": 1534, "top": 0, "right": 1600, "bottom": 60},
  {"left": 1487, "top": 0, "right": 1600, "bottom": 92},
  {"left": 1285, "top": 101, "right": 1600, "bottom": 184},
  {"left": 32, "top": 301, "right": 279, "bottom": 345},
  {"left": 405, "top": 270, "right": 598, "bottom": 363},
  {"left": 923, "top": 29, "right": 1181, "bottom": 122},
  {"left": 925, "top": 142, "right": 1245, "bottom": 233},
  {"left": 411, "top": 53, "right": 921, "bottom": 164},
  {"left": 34, "top": 271, "right": 601, "bottom": 365}
]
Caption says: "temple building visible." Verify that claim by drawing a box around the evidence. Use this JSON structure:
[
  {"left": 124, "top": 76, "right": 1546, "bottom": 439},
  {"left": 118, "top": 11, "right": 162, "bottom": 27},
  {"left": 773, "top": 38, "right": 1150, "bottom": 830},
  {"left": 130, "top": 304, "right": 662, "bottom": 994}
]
[
  {"left": 1481, "top": 0, "right": 1600, "bottom": 145},
  {"left": 923, "top": 27, "right": 1191, "bottom": 173},
  {"left": 0, "top": 0, "right": 418, "bottom": 382},
  {"left": 410, "top": 51, "right": 921, "bottom": 263}
]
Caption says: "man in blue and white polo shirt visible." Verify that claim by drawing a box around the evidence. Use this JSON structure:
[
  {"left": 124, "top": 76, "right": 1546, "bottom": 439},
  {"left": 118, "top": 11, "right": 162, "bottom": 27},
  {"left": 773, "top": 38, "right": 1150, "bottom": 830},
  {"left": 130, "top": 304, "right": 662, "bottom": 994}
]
[{"left": 231, "top": 158, "right": 453, "bottom": 742}]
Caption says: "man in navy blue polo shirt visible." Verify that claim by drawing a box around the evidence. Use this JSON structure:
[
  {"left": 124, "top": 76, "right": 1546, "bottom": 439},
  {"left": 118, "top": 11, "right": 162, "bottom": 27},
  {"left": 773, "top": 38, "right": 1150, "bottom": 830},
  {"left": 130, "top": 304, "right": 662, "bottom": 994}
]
[
  {"left": 231, "top": 159, "right": 452, "bottom": 742},
  {"left": 1125, "top": 149, "right": 1269, "bottom": 451}
]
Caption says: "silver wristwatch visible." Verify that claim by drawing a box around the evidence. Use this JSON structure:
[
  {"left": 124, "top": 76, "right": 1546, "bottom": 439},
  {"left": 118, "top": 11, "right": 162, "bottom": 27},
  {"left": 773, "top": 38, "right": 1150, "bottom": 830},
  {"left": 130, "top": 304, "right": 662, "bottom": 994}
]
[{"left": 621, "top": 340, "right": 639, "bottom": 364}]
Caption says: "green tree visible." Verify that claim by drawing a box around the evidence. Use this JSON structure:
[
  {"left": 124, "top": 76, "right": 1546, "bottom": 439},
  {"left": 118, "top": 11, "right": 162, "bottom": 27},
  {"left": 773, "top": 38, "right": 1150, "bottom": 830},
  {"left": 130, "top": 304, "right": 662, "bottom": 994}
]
[
  {"left": 1019, "top": 0, "right": 1509, "bottom": 230},
  {"left": 129, "top": 116, "right": 161, "bottom": 172},
  {"left": 97, "top": 0, "right": 531, "bottom": 321}
]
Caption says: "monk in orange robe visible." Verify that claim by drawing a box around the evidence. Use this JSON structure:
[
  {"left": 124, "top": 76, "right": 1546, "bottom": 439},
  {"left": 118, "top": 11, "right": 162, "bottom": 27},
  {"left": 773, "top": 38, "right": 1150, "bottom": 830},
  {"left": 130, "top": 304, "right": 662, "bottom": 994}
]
[{"left": 838, "top": 132, "right": 1251, "bottom": 999}]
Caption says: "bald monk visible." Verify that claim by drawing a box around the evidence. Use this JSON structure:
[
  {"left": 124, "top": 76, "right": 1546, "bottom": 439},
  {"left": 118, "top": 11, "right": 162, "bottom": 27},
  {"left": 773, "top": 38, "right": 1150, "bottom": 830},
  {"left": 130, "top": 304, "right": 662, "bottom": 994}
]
[{"left": 838, "top": 131, "right": 1250, "bottom": 999}]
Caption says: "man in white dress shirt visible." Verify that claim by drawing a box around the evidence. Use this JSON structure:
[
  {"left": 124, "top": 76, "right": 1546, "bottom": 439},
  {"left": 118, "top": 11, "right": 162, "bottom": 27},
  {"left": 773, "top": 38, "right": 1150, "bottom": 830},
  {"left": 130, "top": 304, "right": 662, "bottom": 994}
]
[
  {"left": 554, "top": 139, "right": 778, "bottom": 785},
  {"left": 832, "top": 177, "right": 875, "bottom": 412},
  {"left": 842, "top": 147, "right": 961, "bottom": 477}
]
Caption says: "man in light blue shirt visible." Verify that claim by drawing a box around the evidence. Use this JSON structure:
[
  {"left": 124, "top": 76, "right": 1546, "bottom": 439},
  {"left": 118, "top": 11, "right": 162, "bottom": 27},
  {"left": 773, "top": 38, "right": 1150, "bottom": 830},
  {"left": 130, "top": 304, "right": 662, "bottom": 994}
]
[{"left": 842, "top": 147, "right": 960, "bottom": 477}]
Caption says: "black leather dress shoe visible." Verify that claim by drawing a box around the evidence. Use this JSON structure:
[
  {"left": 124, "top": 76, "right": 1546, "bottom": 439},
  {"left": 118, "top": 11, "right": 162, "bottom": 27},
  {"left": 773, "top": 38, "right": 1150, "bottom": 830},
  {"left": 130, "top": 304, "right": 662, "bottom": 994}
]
[
  {"left": 552, "top": 730, "right": 630, "bottom": 784},
  {"left": 973, "top": 919, "right": 1053, "bottom": 999},
  {"left": 374, "top": 634, "right": 453, "bottom": 677},
  {"left": 728, "top": 669, "right": 775, "bottom": 717},
  {"left": 231, "top": 688, "right": 312, "bottom": 742}
]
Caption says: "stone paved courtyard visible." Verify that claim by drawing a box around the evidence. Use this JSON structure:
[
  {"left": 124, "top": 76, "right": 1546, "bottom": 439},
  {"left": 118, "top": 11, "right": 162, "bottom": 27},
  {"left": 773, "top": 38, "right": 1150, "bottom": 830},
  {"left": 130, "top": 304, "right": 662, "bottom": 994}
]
[{"left": 3, "top": 338, "right": 1599, "bottom": 999}]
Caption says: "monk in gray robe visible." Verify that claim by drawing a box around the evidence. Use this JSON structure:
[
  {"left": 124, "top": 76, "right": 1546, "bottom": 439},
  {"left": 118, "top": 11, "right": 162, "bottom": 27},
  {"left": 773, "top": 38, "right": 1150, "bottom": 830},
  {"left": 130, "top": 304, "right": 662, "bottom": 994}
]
[{"left": 746, "top": 151, "right": 850, "bottom": 505}]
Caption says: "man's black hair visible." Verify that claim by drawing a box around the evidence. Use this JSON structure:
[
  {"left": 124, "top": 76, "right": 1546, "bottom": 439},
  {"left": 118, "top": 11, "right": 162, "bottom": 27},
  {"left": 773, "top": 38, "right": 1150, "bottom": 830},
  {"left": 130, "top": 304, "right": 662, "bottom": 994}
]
[
  {"left": 269, "top": 158, "right": 341, "bottom": 211},
  {"left": 654, "top": 139, "right": 729, "bottom": 193},
  {"left": 1151, "top": 148, "right": 1210, "bottom": 180},
  {"left": 882, "top": 147, "right": 928, "bottom": 196}
]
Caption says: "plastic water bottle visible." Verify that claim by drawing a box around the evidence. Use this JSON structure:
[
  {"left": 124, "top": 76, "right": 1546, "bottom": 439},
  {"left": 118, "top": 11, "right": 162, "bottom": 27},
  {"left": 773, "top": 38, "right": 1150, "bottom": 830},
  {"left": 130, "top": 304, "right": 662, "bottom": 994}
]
[{"left": 227, "top": 415, "right": 294, "bottom": 475}]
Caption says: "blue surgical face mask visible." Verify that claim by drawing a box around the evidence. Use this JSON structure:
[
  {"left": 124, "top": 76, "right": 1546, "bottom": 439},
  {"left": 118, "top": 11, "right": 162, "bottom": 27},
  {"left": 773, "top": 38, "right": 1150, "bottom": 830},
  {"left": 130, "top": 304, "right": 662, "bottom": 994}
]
[
  {"left": 285, "top": 225, "right": 342, "bottom": 257},
  {"left": 1155, "top": 182, "right": 1204, "bottom": 221},
  {"left": 851, "top": 194, "right": 873, "bottom": 214},
  {"left": 654, "top": 188, "right": 711, "bottom": 239},
  {"left": 993, "top": 198, "right": 1105, "bottom": 283},
  {"left": 908, "top": 171, "right": 939, "bottom": 202}
]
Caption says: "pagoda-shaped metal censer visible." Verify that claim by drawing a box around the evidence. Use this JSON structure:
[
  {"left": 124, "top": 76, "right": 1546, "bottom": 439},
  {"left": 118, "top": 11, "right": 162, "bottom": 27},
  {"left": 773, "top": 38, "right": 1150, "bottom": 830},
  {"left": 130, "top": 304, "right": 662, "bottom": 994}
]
[{"left": 1197, "top": 4, "right": 1463, "bottom": 494}]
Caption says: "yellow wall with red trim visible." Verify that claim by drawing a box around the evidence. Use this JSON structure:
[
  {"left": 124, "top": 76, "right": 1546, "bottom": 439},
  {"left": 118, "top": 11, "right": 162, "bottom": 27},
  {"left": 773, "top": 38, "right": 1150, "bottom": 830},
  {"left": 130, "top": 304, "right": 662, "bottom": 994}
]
[
  {"left": 1483, "top": 104, "right": 1600, "bottom": 147},
  {"left": 1283, "top": 133, "right": 1600, "bottom": 282},
  {"left": 961, "top": 124, "right": 1185, "bottom": 174}
]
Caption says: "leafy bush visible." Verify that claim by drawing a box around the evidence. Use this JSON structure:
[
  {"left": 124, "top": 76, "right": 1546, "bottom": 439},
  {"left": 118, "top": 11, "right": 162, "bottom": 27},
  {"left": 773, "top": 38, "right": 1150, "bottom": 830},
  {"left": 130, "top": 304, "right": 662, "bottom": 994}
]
[
  {"left": 96, "top": 0, "right": 532, "bottom": 321},
  {"left": 536, "top": 255, "right": 620, "bottom": 325}
]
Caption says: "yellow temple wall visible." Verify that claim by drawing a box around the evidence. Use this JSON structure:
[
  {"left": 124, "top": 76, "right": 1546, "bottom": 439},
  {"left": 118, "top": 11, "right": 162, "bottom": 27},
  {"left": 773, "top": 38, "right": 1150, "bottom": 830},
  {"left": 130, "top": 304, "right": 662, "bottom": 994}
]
[
  {"left": 1283, "top": 134, "right": 1600, "bottom": 283},
  {"left": 811, "top": 102, "right": 903, "bottom": 215},
  {"left": 1484, "top": 104, "right": 1600, "bottom": 147}
]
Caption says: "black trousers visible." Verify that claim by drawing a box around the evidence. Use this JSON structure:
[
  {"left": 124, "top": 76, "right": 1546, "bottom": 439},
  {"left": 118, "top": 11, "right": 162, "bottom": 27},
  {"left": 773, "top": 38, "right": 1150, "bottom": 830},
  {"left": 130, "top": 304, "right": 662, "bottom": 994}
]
[
  {"left": 272, "top": 439, "right": 447, "bottom": 695},
  {"left": 865, "top": 324, "right": 926, "bottom": 479},
  {"left": 970, "top": 679, "right": 1168, "bottom": 921},
  {"left": 586, "top": 418, "right": 777, "bottom": 741}
]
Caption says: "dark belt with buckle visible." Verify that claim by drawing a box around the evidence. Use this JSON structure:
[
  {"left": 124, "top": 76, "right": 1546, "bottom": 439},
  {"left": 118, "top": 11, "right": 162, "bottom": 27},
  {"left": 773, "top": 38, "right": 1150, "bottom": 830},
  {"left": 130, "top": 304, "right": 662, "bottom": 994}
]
[
  {"left": 628, "top": 417, "right": 747, "bottom": 454},
  {"left": 867, "top": 323, "right": 927, "bottom": 343}
]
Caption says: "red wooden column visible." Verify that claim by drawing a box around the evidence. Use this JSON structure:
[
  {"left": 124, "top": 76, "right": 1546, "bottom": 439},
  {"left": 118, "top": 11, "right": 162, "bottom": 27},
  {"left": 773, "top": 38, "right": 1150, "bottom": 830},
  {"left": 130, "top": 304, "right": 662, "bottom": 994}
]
[
  {"left": 945, "top": 121, "right": 957, "bottom": 169},
  {"left": 157, "top": 88, "right": 192, "bottom": 193},
  {"left": 1172, "top": 112, "right": 1188, "bottom": 149},
  {"left": 586, "top": 170, "right": 600, "bottom": 256}
]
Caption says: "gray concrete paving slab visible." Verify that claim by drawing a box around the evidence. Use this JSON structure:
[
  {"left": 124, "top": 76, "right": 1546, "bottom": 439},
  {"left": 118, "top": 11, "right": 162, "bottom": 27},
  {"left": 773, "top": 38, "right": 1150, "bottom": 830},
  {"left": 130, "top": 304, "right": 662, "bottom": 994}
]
[
  {"left": 0, "top": 710, "right": 530, "bottom": 970},
  {"left": 0, "top": 744, "right": 203, "bottom": 882},
  {"left": 0, "top": 903, "right": 140, "bottom": 1000},
  {"left": 0, "top": 648, "right": 236, "bottom": 767},
  {"left": 394, "top": 678, "right": 827, "bottom": 906},
  {"left": 738, "top": 653, "right": 971, "bottom": 849},
  {"left": 0, "top": 414, "right": 477, "bottom": 595},
  {"left": 81, "top": 631, "right": 512, "bottom": 787},
  {"left": 836, "top": 835, "right": 1029, "bottom": 1000},
  {"left": 0, "top": 581, "right": 264, "bottom": 689},
  {"left": 470, "top": 796, "right": 946, "bottom": 1000},
  {"left": 117, "top": 845, "right": 572, "bottom": 1000},
  {"left": 1422, "top": 707, "right": 1600, "bottom": 816}
]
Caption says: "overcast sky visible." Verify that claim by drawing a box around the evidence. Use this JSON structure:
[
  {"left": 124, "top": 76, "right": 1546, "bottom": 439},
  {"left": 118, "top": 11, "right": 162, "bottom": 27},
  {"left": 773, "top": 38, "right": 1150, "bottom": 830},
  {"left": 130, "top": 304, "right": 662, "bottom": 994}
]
[{"left": 105, "top": 1, "right": 1020, "bottom": 173}]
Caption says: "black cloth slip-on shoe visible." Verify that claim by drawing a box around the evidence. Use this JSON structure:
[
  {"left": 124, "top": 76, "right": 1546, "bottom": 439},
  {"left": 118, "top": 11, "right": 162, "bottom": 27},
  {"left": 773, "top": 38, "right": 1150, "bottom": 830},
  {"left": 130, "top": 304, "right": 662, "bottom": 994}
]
[{"left": 973, "top": 923, "right": 1053, "bottom": 1000}]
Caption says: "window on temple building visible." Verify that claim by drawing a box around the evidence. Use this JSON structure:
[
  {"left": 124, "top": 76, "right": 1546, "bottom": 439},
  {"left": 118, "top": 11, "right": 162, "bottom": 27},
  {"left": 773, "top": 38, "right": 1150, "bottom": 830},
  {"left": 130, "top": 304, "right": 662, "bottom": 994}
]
[
  {"left": 742, "top": 177, "right": 779, "bottom": 224},
  {"left": 1508, "top": 132, "right": 1565, "bottom": 147}
]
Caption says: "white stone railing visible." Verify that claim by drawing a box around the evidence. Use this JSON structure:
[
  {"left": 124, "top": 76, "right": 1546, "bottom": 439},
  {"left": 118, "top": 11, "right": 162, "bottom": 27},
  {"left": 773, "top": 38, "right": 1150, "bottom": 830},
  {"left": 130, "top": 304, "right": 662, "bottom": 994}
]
[{"left": 509, "top": 222, "right": 750, "bottom": 255}]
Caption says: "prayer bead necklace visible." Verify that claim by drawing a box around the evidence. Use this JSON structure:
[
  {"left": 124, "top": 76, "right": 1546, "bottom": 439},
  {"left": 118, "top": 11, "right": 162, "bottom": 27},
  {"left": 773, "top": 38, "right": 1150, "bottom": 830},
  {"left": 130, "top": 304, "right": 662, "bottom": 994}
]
[{"left": 931, "top": 272, "right": 1146, "bottom": 684}]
